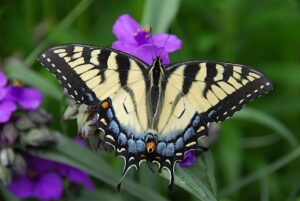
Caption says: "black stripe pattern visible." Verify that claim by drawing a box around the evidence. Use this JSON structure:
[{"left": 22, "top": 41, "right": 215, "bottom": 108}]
[
  {"left": 182, "top": 63, "right": 200, "bottom": 94},
  {"left": 166, "top": 61, "right": 273, "bottom": 123},
  {"left": 38, "top": 44, "right": 148, "bottom": 105}
]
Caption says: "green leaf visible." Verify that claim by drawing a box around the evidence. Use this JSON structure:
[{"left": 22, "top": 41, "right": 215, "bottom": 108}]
[
  {"left": 142, "top": 0, "right": 180, "bottom": 33},
  {"left": 234, "top": 108, "right": 298, "bottom": 147},
  {"left": 5, "top": 59, "right": 62, "bottom": 100},
  {"left": 217, "top": 123, "right": 242, "bottom": 185},
  {"left": 161, "top": 152, "right": 218, "bottom": 201},
  {"left": 220, "top": 146, "right": 300, "bottom": 196},
  {"left": 74, "top": 189, "right": 121, "bottom": 201},
  {"left": 33, "top": 134, "right": 169, "bottom": 201},
  {"left": 0, "top": 188, "right": 20, "bottom": 201}
]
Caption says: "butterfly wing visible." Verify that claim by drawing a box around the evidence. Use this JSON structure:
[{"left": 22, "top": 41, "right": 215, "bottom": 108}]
[
  {"left": 38, "top": 44, "right": 149, "bottom": 104},
  {"left": 157, "top": 61, "right": 273, "bottom": 141},
  {"left": 38, "top": 44, "right": 150, "bottom": 133},
  {"left": 167, "top": 61, "right": 272, "bottom": 120}
]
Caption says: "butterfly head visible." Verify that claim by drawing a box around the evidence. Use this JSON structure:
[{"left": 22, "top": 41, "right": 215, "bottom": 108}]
[{"left": 150, "top": 57, "right": 165, "bottom": 86}]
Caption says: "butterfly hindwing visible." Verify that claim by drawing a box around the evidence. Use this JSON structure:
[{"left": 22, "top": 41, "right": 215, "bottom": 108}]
[{"left": 38, "top": 44, "right": 149, "bottom": 105}]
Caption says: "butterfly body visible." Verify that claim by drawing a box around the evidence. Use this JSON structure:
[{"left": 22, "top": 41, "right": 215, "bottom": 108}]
[{"left": 38, "top": 44, "right": 273, "bottom": 190}]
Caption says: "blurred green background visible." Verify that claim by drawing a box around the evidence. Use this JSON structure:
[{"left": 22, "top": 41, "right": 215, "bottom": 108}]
[{"left": 1, "top": 0, "right": 300, "bottom": 200}]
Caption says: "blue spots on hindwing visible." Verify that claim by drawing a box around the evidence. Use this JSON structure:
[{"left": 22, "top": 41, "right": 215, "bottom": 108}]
[
  {"left": 128, "top": 139, "right": 137, "bottom": 153},
  {"left": 183, "top": 127, "right": 195, "bottom": 142},
  {"left": 108, "top": 120, "right": 120, "bottom": 134},
  {"left": 192, "top": 115, "right": 201, "bottom": 127},
  {"left": 156, "top": 142, "right": 166, "bottom": 154},
  {"left": 136, "top": 140, "right": 145, "bottom": 152},
  {"left": 163, "top": 143, "right": 175, "bottom": 156},
  {"left": 106, "top": 109, "right": 114, "bottom": 120},
  {"left": 157, "top": 142, "right": 175, "bottom": 156},
  {"left": 118, "top": 133, "right": 127, "bottom": 146},
  {"left": 175, "top": 137, "right": 184, "bottom": 150}
]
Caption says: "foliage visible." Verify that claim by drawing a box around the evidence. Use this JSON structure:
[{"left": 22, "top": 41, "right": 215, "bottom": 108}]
[{"left": 1, "top": 0, "right": 300, "bottom": 200}]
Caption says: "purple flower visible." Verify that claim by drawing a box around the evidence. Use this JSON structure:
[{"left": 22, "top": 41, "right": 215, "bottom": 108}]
[
  {"left": 0, "top": 71, "right": 43, "bottom": 123},
  {"left": 6, "top": 86, "right": 43, "bottom": 110},
  {"left": 179, "top": 151, "right": 197, "bottom": 167},
  {"left": 0, "top": 72, "right": 16, "bottom": 123},
  {"left": 112, "top": 14, "right": 182, "bottom": 65},
  {"left": 7, "top": 154, "right": 94, "bottom": 201}
]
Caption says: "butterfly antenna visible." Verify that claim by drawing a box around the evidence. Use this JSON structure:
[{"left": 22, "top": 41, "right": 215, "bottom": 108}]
[
  {"left": 158, "top": 28, "right": 171, "bottom": 58},
  {"left": 149, "top": 27, "right": 158, "bottom": 59}
]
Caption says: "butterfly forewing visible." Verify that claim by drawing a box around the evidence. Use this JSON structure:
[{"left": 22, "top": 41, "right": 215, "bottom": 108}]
[
  {"left": 164, "top": 61, "right": 273, "bottom": 123},
  {"left": 38, "top": 44, "right": 148, "bottom": 105}
]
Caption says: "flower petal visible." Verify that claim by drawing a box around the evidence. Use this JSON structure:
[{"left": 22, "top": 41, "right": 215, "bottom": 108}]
[
  {"left": 0, "top": 71, "right": 7, "bottom": 87},
  {"left": 32, "top": 172, "right": 64, "bottom": 201},
  {"left": 0, "top": 100, "right": 17, "bottom": 123},
  {"left": 75, "top": 138, "right": 86, "bottom": 147},
  {"left": 7, "top": 175, "right": 34, "bottom": 199},
  {"left": 0, "top": 87, "right": 7, "bottom": 101},
  {"left": 67, "top": 168, "right": 94, "bottom": 190},
  {"left": 152, "top": 33, "right": 182, "bottom": 52},
  {"left": 112, "top": 14, "right": 141, "bottom": 42},
  {"left": 112, "top": 40, "right": 137, "bottom": 55},
  {"left": 56, "top": 163, "right": 69, "bottom": 177},
  {"left": 25, "top": 154, "right": 57, "bottom": 174},
  {"left": 7, "top": 86, "right": 43, "bottom": 110},
  {"left": 133, "top": 44, "right": 170, "bottom": 65},
  {"left": 179, "top": 151, "right": 197, "bottom": 167},
  {"left": 56, "top": 162, "right": 94, "bottom": 190}
]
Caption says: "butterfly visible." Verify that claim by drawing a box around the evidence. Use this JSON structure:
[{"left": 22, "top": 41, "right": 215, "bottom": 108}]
[{"left": 38, "top": 44, "right": 273, "bottom": 190}]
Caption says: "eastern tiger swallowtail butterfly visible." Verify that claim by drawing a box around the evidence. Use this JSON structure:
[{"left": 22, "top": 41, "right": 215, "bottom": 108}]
[{"left": 38, "top": 44, "right": 273, "bottom": 190}]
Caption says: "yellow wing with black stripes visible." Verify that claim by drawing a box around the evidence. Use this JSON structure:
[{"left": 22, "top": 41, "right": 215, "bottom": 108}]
[
  {"left": 157, "top": 61, "right": 273, "bottom": 137},
  {"left": 38, "top": 44, "right": 150, "bottom": 133}
]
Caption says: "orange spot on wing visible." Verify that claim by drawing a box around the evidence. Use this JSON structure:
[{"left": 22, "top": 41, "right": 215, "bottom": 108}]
[
  {"left": 101, "top": 100, "right": 109, "bottom": 109},
  {"left": 146, "top": 141, "right": 156, "bottom": 153}
]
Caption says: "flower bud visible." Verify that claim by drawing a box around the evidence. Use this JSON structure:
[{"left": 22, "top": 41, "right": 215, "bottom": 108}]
[
  {"left": 0, "top": 165, "right": 11, "bottom": 185},
  {"left": 77, "top": 104, "right": 97, "bottom": 135},
  {"left": 0, "top": 148, "right": 15, "bottom": 168},
  {"left": 28, "top": 108, "right": 52, "bottom": 124},
  {"left": 76, "top": 106, "right": 90, "bottom": 131},
  {"left": 15, "top": 114, "right": 35, "bottom": 131},
  {"left": 0, "top": 123, "right": 18, "bottom": 147},
  {"left": 20, "top": 127, "right": 56, "bottom": 147},
  {"left": 12, "top": 154, "right": 27, "bottom": 175},
  {"left": 80, "top": 119, "right": 97, "bottom": 139},
  {"left": 63, "top": 101, "right": 79, "bottom": 120}
]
